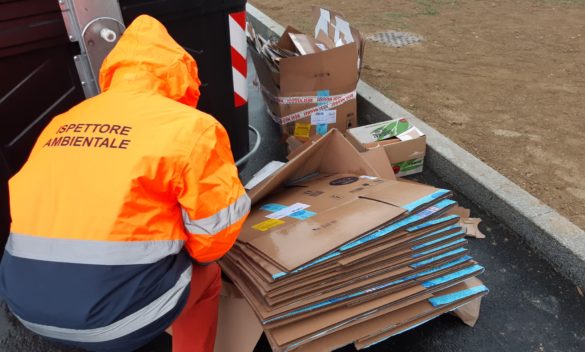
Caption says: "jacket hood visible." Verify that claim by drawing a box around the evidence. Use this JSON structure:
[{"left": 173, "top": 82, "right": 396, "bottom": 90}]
[{"left": 99, "top": 15, "right": 201, "bottom": 107}]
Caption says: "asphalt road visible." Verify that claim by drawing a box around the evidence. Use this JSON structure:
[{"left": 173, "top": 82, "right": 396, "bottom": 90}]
[{"left": 0, "top": 61, "right": 584, "bottom": 352}]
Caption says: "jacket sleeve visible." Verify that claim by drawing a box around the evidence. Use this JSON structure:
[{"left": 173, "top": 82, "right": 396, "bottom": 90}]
[{"left": 177, "top": 119, "right": 250, "bottom": 263}]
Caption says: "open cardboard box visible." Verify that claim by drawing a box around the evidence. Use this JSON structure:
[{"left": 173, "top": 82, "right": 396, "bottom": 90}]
[
  {"left": 346, "top": 118, "right": 427, "bottom": 177},
  {"left": 250, "top": 7, "right": 364, "bottom": 141}
]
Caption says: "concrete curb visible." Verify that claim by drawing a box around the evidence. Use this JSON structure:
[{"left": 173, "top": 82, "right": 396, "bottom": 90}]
[{"left": 246, "top": 4, "right": 585, "bottom": 288}]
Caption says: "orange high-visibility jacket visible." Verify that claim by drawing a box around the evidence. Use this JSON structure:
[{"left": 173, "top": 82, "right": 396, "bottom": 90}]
[{"left": 0, "top": 15, "right": 249, "bottom": 351}]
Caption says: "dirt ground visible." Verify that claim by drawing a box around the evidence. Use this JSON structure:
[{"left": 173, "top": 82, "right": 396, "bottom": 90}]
[{"left": 250, "top": 0, "right": 585, "bottom": 228}]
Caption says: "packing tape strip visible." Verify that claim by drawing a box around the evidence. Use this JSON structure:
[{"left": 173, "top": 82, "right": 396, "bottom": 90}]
[
  {"left": 266, "top": 90, "right": 357, "bottom": 125},
  {"left": 260, "top": 84, "right": 355, "bottom": 105}
]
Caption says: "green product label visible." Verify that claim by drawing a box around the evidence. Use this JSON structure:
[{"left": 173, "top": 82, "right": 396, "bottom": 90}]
[
  {"left": 392, "top": 158, "right": 424, "bottom": 174},
  {"left": 370, "top": 118, "right": 411, "bottom": 141}
]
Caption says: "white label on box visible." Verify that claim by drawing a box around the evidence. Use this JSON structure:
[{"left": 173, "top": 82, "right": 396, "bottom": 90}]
[
  {"left": 397, "top": 126, "right": 424, "bottom": 141},
  {"left": 266, "top": 203, "right": 310, "bottom": 219},
  {"left": 310, "top": 110, "right": 336, "bottom": 125},
  {"left": 359, "top": 175, "right": 379, "bottom": 180}
]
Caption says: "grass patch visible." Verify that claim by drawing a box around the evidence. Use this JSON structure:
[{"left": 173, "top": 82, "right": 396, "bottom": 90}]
[{"left": 416, "top": 0, "right": 439, "bottom": 16}]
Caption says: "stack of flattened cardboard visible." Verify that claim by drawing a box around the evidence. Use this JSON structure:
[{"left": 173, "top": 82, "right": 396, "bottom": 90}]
[
  {"left": 220, "top": 130, "right": 488, "bottom": 351},
  {"left": 248, "top": 7, "right": 364, "bottom": 143}
]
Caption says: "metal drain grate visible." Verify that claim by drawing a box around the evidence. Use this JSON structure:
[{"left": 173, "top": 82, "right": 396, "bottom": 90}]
[{"left": 367, "top": 31, "right": 424, "bottom": 48}]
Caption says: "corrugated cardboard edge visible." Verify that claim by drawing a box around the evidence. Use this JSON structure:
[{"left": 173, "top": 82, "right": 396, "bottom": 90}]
[
  {"left": 452, "top": 297, "right": 482, "bottom": 327},
  {"left": 214, "top": 282, "right": 263, "bottom": 352},
  {"left": 247, "top": 3, "right": 585, "bottom": 288}
]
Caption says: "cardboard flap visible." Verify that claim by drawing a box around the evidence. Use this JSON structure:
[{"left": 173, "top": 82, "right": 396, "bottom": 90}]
[
  {"left": 359, "top": 179, "right": 442, "bottom": 209},
  {"left": 315, "top": 31, "right": 336, "bottom": 49},
  {"left": 447, "top": 206, "right": 471, "bottom": 218},
  {"left": 384, "top": 136, "right": 427, "bottom": 163},
  {"left": 351, "top": 278, "right": 486, "bottom": 350},
  {"left": 277, "top": 25, "right": 304, "bottom": 51},
  {"left": 289, "top": 33, "right": 326, "bottom": 55},
  {"left": 311, "top": 6, "right": 364, "bottom": 67},
  {"left": 279, "top": 43, "right": 358, "bottom": 94},
  {"left": 286, "top": 134, "right": 322, "bottom": 160},
  {"left": 249, "top": 197, "right": 405, "bottom": 271},
  {"left": 452, "top": 296, "right": 482, "bottom": 327},
  {"left": 215, "top": 286, "right": 263, "bottom": 352},
  {"left": 248, "top": 129, "right": 379, "bottom": 205},
  {"left": 250, "top": 46, "right": 280, "bottom": 93},
  {"left": 360, "top": 146, "right": 397, "bottom": 181}
]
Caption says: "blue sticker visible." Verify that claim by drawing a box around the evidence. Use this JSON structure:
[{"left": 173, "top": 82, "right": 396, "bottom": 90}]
[
  {"left": 289, "top": 209, "right": 317, "bottom": 220},
  {"left": 260, "top": 203, "right": 287, "bottom": 212},
  {"left": 316, "top": 90, "right": 330, "bottom": 136},
  {"left": 316, "top": 90, "right": 330, "bottom": 105},
  {"left": 410, "top": 224, "right": 462, "bottom": 242},
  {"left": 260, "top": 204, "right": 316, "bottom": 220},
  {"left": 410, "top": 248, "right": 467, "bottom": 268},
  {"left": 428, "top": 285, "right": 489, "bottom": 307},
  {"left": 411, "top": 231, "right": 465, "bottom": 250},
  {"left": 412, "top": 238, "right": 466, "bottom": 258},
  {"left": 316, "top": 124, "right": 328, "bottom": 135},
  {"left": 279, "top": 199, "right": 458, "bottom": 277},
  {"left": 264, "top": 257, "right": 476, "bottom": 324},
  {"left": 339, "top": 199, "right": 457, "bottom": 252},
  {"left": 406, "top": 215, "right": 460, "bottom": 232},
  {"left": 292, "top": 250, "right": 340, "bottom": 273},
  {"left": 422, "top": 264, "right": 484, "bottom": 288},
  {"left": 403, "top": 189, "right": 451, "bottom": 212},
  {"left": 405, "top": 256, "right": 472, "bottom": 282},
  {"left": 272, "top": 272, "right": 287, "bottom": 280}
]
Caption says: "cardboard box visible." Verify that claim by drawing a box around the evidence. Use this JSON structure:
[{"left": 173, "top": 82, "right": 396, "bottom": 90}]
[
  {"left": 346, "top": 118, "right": 427, "bottom": 177},
  {"left": 250, "top": 7, "right": 365, "bottom": 141}
]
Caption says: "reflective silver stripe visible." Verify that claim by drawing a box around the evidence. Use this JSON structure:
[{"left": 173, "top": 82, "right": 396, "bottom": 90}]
[
  {"left": 14, "top": 265, "right": 192, "bottom": 343},
  {"left": 6, "top": 233, "right": 185, "bottom": 265},
  {"left": 182, "top": 192, "right": 250, "bottom": 236}
]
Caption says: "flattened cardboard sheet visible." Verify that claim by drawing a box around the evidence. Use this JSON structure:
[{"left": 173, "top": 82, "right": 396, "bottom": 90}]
[
  {"left": 263, "top": 272, "right": 486, "bottom": 351},
  {"left": 354, "top": 278, "right": 487, "bottom": 349},
  {"left": 243, "top": 172, "right": 451, "bottom": 272},
  {"left": 232, "top": 226, "right": 467, "bottom": 303},
  {"left": 287, "top": 278, "right": 486, "bottom": 352},
  {"left": 266, "top": 246, "right": 469, "bottom": 307},
  {"left": 221, "top": 256, "right": 479, "bottom": 327},
  {"left": 265, "top": 238, "right": 468, "bottom": 300},
  {"left": 233, "top": 207, "right": 461, "bottom": 286}
]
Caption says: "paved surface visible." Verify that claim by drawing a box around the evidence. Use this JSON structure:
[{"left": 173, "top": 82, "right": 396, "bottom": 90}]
[{"left": 1, "top": 57, "right": 584, "bottom": 352}]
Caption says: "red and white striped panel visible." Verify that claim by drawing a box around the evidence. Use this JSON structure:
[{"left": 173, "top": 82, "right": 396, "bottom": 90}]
[{"left": 228, "top": 11, "right": 247, "bottom": 108}]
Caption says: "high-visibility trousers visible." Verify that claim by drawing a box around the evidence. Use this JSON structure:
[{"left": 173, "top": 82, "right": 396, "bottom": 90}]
[{"left": 172, "top": 263, "right": 222, "bottom": 352}]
